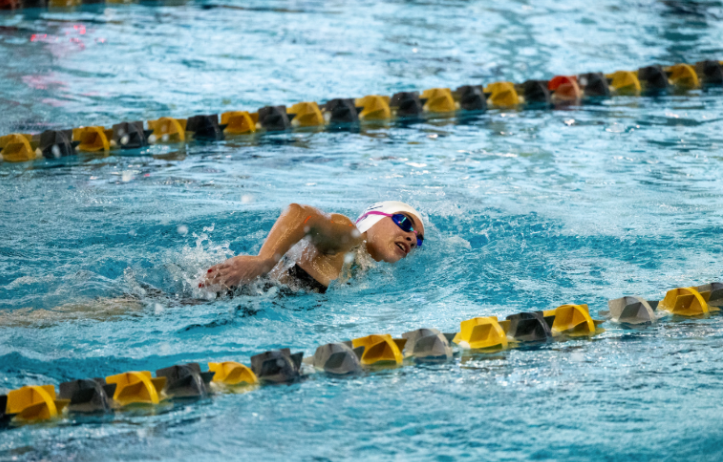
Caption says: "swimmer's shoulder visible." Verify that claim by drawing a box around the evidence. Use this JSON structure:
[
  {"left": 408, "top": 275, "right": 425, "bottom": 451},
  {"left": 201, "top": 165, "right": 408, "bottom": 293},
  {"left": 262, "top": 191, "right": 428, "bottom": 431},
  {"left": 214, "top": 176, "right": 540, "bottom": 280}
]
[{"left": 329, "top": 213, "right": 354, "bottom": 227}]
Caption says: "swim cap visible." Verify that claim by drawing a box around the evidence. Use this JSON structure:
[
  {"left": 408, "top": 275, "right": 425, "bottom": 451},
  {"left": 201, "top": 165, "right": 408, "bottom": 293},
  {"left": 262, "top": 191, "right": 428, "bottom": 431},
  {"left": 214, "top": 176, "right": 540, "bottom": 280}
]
[{"left": 355, "top": 201, "right": 424, "bottom": 234}]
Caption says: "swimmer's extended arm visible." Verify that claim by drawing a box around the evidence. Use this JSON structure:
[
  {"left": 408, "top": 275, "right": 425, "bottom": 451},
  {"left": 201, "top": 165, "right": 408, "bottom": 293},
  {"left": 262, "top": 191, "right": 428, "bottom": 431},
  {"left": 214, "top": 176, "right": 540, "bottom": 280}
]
[{"left": 204, "top": 203, "right": 361, "bottom": 288}]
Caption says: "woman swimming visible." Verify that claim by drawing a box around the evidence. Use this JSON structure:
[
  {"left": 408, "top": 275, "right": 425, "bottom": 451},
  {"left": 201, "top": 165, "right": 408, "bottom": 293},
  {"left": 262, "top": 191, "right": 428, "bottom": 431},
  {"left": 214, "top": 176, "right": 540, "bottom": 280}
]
[{"left": 202, "top": 201, "right": 425, "bottom": 293}]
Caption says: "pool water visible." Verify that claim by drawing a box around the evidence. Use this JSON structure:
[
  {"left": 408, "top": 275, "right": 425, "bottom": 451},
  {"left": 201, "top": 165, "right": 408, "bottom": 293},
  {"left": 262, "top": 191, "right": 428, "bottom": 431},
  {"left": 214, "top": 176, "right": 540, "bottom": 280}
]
[{"left": 2, "top": 0, "right": 723, "bottom": 460}]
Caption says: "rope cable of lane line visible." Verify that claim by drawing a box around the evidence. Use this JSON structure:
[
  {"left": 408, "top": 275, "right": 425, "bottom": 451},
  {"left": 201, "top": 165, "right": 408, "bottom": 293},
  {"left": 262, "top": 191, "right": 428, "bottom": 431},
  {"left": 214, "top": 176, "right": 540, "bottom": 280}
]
[
  {"left": 0, "top": 61, "right": 720, "bottom": 163},
  {"left": 0, "top": 281, "right": 721, "bottom": 425}
]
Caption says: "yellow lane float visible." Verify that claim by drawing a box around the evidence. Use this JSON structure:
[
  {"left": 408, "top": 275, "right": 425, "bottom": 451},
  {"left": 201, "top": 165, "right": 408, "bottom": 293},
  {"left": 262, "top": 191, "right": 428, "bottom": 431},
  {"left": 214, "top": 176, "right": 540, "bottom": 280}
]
[
  {"left": 543, "top": 304, "right": 604, "bottom": 336},
  {"left": 453, "top": 316, "right": 510, "bottom": 350},
  {"left": 148, "top": 117, "right": 187, "bottom": 143},
  {"left": 421, "top": 88, "right": 458, "bottom": 113},
  {"left": 350, "top": 334, "right": 405, "bottom": 366},
  {"left": 355, "top": 95, "right": 392, "bottom": 120},
  {"left": 0, "top": 133, "right": 36, "bottom": 162},
  {"left": 287, "top": 102, "right": 325, "bottom": 127},
  {"left": 606, "top": 70, "right": 641, "bottom": 96},
  {"left": 484, "top": 81, "right": 520, "bottom": 107},
  {"left": 5, "top": 385, "right": 69, "bottom": 421},
  {"left": 105, "top": 371, "right": 166, "bottom": 406},
  {"left": 656, "top": 286, "right": 718, "bottom": 317},
  {"left": 221, "top": 111, "right": 256, "bottom": 135},
  {"left": 208, "top": 361, "right": 258, "bottom": 386},
  {"left": 72, "top": 126, "right": 113, "bottom": 152},
  {"left": 667, "top": 63, "right": 700, "bottom": 89}
]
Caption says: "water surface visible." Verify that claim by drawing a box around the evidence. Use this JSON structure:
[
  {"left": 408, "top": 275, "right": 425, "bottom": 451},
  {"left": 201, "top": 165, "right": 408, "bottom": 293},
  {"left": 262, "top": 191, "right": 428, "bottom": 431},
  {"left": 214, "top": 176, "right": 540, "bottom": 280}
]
[{"left": 1, "top": 0, "right": 723, "bottom": 460}]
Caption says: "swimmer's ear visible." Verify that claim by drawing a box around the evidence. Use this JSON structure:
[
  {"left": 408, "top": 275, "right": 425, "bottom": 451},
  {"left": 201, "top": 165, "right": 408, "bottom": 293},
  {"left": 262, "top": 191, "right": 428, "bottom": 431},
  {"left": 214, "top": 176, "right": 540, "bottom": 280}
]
[
  {"left": 352, "top": 346, "right": 365, "bottom": 359},
  {"left": 443, "top": 333, "right": 457, "bottom": 343},
  {"left": 289, "top": 352, "right": 304, "bottom": 371}
]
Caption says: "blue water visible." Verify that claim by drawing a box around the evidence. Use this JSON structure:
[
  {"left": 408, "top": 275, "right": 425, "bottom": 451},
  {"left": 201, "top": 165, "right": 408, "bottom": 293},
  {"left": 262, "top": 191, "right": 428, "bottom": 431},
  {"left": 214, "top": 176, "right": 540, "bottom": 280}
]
[{"left": 2, "top": 0, "right": 723, "bottom": 460}]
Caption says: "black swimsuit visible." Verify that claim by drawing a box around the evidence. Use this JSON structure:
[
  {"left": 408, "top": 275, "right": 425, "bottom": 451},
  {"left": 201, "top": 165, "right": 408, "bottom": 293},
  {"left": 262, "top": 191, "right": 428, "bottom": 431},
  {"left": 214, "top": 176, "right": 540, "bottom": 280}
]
[{"left": 287, "top": 264, "right": 328, "bottom": 294}]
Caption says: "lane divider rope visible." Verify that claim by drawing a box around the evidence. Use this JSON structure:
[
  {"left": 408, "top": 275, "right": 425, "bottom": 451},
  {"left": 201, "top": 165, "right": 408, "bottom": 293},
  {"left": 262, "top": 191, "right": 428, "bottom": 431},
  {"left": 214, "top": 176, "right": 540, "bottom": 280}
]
[
  {"left": 1, "top": 282, "right": 721, "bottom": 426},
  {"left": 2, "top": 61, "right": 722, "bottom": 163}
]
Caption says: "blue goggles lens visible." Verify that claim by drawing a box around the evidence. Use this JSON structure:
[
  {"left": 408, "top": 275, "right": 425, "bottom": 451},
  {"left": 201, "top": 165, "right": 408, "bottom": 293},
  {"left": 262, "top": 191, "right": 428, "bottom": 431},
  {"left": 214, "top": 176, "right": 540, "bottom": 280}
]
[{"left": 391, "top": 214, "right": 424, "bottom": 248}]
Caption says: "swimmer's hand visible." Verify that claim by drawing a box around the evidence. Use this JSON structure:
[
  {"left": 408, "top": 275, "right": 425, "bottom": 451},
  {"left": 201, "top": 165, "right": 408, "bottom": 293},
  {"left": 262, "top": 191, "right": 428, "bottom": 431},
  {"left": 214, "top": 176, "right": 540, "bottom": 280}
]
[{"left": 201, "top": 255, "right": 277, "bottom": 290}]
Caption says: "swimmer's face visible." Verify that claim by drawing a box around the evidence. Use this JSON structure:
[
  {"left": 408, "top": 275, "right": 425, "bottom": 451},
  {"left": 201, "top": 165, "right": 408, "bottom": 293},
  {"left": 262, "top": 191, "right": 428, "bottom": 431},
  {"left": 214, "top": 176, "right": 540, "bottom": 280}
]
[{"left": 365, "top": 212, "right": 425, "bottom": 263}]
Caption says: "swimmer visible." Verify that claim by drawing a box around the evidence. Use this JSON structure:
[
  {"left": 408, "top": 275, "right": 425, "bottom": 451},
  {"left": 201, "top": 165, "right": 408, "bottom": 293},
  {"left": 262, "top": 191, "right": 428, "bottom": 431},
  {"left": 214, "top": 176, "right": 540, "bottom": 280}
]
[{"left": 202, "top": 201, "right": 425, "bottom": 294}]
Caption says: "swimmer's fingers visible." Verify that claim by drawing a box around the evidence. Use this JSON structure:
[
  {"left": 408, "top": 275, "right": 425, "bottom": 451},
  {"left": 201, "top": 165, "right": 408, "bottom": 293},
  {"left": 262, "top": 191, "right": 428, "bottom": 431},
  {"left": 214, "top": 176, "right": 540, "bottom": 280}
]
[
  {"left": 201, "top": 265, "right": 227, "bottom": 288},
  {"left": 203, "top": 260, "right": 238, "bottom": 284},
  {"left": 204, "top": 269, "right": 236, "bottom": 288},
  {"left": 201, "top": 255, "right": 275, "bottom": 289},
  {"left": 202, "top": 264, "right": 250, "bottom": 289}
]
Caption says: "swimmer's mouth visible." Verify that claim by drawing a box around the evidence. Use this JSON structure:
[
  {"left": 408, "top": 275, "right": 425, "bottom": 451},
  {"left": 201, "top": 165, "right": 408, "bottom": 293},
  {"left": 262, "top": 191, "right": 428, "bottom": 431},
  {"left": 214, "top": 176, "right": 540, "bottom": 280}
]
[{"left": 395, "top": 242, "right": 409, "bottom": 256}]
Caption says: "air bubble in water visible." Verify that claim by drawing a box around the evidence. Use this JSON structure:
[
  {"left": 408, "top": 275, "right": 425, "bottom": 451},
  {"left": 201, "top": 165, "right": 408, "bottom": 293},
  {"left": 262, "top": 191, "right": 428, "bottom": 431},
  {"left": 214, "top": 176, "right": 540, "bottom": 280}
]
[{"left": 177, "top": 225, "right": 189, "bottom": 235}]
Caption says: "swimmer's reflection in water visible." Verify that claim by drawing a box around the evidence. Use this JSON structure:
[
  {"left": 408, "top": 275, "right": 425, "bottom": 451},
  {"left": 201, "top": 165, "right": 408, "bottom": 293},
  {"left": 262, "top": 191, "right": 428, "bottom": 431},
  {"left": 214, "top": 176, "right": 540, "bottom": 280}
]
[{"left": 201, "top": 201, "right": 426, "bottom": 295}]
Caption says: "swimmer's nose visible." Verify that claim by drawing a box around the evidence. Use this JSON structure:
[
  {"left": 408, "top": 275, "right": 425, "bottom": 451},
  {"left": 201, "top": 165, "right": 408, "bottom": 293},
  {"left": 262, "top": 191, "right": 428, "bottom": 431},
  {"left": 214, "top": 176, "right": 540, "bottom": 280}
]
[{"left": 405, "top": 236, "right": 416, "bottom": 248}]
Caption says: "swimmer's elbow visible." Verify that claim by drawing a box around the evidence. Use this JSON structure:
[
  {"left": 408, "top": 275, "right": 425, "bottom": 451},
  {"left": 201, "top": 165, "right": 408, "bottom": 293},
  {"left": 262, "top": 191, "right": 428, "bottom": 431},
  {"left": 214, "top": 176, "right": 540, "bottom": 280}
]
[
  {"left": 286, "top": 203, "right": 304, "bottom": 214},
  {"left": 286, "top": 203, "right": 318, "bottom": 216}
]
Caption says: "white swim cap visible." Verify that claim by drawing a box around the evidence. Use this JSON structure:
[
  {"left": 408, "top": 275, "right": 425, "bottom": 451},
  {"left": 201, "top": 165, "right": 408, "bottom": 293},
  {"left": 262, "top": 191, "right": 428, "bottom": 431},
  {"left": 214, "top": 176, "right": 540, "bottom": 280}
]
[{"left": 355, "top": 201, "right": 424, "bottom": 234}]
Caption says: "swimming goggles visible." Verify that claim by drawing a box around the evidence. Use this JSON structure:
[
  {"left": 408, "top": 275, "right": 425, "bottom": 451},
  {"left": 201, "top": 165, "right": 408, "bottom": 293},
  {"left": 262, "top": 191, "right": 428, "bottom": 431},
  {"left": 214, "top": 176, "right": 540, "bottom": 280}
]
[{"left": 356, "top": 211, "right": 424, "bottom": 248}]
